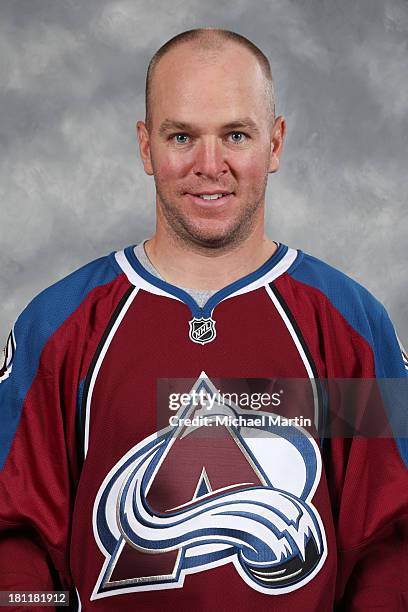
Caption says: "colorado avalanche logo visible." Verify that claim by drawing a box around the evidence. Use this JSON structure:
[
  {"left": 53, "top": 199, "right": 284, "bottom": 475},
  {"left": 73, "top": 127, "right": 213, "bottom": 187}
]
[
  {"left": 0, "top": 329, "right": 16, "bottom": 383},
  {"left": 92, "top": 374, "right": 327, "bottom": 600}
]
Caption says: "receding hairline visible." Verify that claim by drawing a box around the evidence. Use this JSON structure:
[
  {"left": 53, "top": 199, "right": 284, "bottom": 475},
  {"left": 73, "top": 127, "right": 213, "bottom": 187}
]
[{"left": 145, "top": 28, "right": 275, "bottom": 131}]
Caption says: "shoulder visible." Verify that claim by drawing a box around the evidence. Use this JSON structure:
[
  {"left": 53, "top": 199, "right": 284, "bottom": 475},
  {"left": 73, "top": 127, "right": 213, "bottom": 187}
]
[
  {"left": 289, "top": 251, "right": 383, "bottom": 313},
  {"left": 15, "top": 252, "right": 125, "bottom": 335},
  {"left": 285, "top": 248, "right": 407, "bottom": 378},
  {"left": 4, "top": 251, "right": 129, "bottom": 375},
  {"left": 1, "top": 249, "right": 129, "bottom": 385},
  {"left": 287, "top": 250, "right": 385, "bottom": 343}
]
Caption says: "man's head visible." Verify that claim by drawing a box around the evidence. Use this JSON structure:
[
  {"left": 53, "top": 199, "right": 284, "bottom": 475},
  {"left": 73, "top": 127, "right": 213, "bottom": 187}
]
[
  {"left": 137, "top": 28, "right": 285, "bottom": 250},
  {"left": 144, "top": 29, "right": 276, "bottom": 133}
]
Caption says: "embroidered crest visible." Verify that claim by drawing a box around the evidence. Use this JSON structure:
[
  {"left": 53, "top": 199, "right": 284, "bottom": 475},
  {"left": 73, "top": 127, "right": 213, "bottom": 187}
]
[
  {"left": 91, "top": 374, "right": 327, "bottom": 599},
  {"left": 0, "top": 329, "right": 16, "bottom": 383},
  {"left": 189, "top": 317, "right": 216, "bottom": 345}
]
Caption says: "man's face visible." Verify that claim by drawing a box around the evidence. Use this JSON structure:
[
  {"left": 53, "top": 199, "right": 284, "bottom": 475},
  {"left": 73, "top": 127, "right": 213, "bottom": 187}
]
[{"left": 138, "top": 43, "right": 284, "bottom": 249}]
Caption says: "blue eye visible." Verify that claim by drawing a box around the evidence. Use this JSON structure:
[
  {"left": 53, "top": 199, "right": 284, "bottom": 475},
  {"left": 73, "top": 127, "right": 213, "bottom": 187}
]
[
  {"left": 229, "top": 132, "right": 246, "bottom": 143},
  {"left": 174, "top": 134, "right": 189, "bottom": 144}
]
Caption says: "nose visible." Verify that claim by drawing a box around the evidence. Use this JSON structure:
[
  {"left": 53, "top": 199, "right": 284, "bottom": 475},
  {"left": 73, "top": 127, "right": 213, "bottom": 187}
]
[{"left": 192, "top": 137, "right": 228, "bottom": 180}]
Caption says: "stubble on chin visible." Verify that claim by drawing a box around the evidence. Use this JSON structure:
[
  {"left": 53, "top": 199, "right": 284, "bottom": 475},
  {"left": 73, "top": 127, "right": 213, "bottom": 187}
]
[{"left": 156, "top": 189, "right": 264, "bottom": 252}]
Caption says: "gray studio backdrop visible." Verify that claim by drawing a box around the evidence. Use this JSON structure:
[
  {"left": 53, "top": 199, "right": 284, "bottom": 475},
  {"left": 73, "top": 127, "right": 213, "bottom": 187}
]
[{"left": 1, "top": 0, "right": 407, "bottom": 347}]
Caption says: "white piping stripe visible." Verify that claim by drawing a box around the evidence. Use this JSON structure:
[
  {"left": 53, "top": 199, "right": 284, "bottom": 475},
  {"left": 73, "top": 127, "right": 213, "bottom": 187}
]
[
  {"left": 265, "top": 284, "right": 320, "bottom": 429},
  {"left": 115, "top": 250, "right": 180, "bottom": 300},
  {"left": 84, "top": 287, "right": 139, "bottom": 458},
  {"left": 115, "top": 248, "right": 299, "bottom": 306},
  {"left": 225, "top": 248, "right": 299, "bottom": 301},
  {"left": 75, "top": 587, "right": 82, "bottom": 611}
]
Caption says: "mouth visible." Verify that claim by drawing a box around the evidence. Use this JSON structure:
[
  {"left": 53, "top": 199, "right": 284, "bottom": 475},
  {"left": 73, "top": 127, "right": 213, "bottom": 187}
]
[{"left": 185, "top": 192, "right": 234, "bottom": 205}]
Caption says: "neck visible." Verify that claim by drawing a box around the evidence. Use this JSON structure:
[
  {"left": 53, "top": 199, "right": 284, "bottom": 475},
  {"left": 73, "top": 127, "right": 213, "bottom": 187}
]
[{"left": 144, "top": 220, "right": 277, "bottom": 291}]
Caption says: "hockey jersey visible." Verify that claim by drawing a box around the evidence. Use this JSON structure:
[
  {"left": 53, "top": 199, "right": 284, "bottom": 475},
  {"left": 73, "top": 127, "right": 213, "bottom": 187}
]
[{"left": 0, "top": 243, "right": 407, "bottom": 611}]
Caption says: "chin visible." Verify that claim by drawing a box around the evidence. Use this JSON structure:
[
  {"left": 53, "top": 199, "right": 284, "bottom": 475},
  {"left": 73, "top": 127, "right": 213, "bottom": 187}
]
[{"left": 183, "top": 223, "right": 246, "bottom": 250}]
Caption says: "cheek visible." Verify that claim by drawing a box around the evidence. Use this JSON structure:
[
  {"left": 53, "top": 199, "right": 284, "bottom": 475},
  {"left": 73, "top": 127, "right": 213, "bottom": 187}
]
[
  {"left": 235, "top": 156, "right": 269, "bottom": 187},
  {"left": 153, "top": 150, "right": 191, "bottom": 182}
]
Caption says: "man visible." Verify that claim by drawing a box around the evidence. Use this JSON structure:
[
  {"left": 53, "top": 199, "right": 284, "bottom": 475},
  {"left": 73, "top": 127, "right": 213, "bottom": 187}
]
[{"left": 0, "top": 28, "right": 407, "bottom": 611}]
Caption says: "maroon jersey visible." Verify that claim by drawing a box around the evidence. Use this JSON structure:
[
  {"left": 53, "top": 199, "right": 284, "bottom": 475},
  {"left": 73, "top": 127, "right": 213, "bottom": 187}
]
[{"left": 1, "top": 244, "right": 407, "bottom": 611}]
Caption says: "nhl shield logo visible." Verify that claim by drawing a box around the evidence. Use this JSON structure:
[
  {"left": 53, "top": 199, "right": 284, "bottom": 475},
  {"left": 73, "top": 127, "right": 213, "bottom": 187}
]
[{"left": 189, "top": 317, "right": 216, "bottom": 345}]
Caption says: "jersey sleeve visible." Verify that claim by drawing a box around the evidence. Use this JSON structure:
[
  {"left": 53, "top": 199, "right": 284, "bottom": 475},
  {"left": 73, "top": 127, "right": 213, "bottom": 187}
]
[
  {"left": 333, "top": 306, "right": 408, "bottom": 610},
  {"left": 0, "top": 255, "right": 124, "bottom": 611},
  {"left": 0, "top": 309, "right": 76, "bottom": 607}
]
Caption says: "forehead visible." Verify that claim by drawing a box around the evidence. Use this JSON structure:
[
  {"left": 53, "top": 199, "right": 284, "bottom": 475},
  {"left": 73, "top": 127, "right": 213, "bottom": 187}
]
[{"left": 150, "top": 42, "right": 270, "bottom": 128}]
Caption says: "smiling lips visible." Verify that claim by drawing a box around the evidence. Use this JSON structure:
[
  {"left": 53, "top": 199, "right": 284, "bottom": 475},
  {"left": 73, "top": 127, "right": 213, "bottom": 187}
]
[
  {"left": 185, "top": 191, "right": 233, "bottom": 202},
  {"left": 197, "top": 193, "right": 227, "bottom": 200}
]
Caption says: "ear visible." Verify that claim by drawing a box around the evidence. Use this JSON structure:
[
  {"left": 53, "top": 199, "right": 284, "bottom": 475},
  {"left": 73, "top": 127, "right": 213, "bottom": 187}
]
[
  {"left": 136, "top": 121, "right": 154, "bottom": 176},
  {"left": 268, "top": 116, "right": 286, "bottom": 173}
]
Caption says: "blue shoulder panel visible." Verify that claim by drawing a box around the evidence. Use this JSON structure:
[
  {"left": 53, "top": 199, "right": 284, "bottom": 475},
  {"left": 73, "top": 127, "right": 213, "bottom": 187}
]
[
  {"left": 289, "top": 252, "right": 408, "bottom": 466},
  {"left": 0, "top": 253, "right": 122, "bottom": 470},
  {"left": 288, "top": 253, "right": 383, "bottom": 351}
]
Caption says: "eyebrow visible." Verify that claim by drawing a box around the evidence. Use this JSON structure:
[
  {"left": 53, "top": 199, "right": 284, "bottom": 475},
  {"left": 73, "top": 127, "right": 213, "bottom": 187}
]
[
  {"left": 158, "top": 117, "right": 260, "bottom": 136},
  {"left": 222, "top": 118, "right": 260, "bottom": 133}
]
